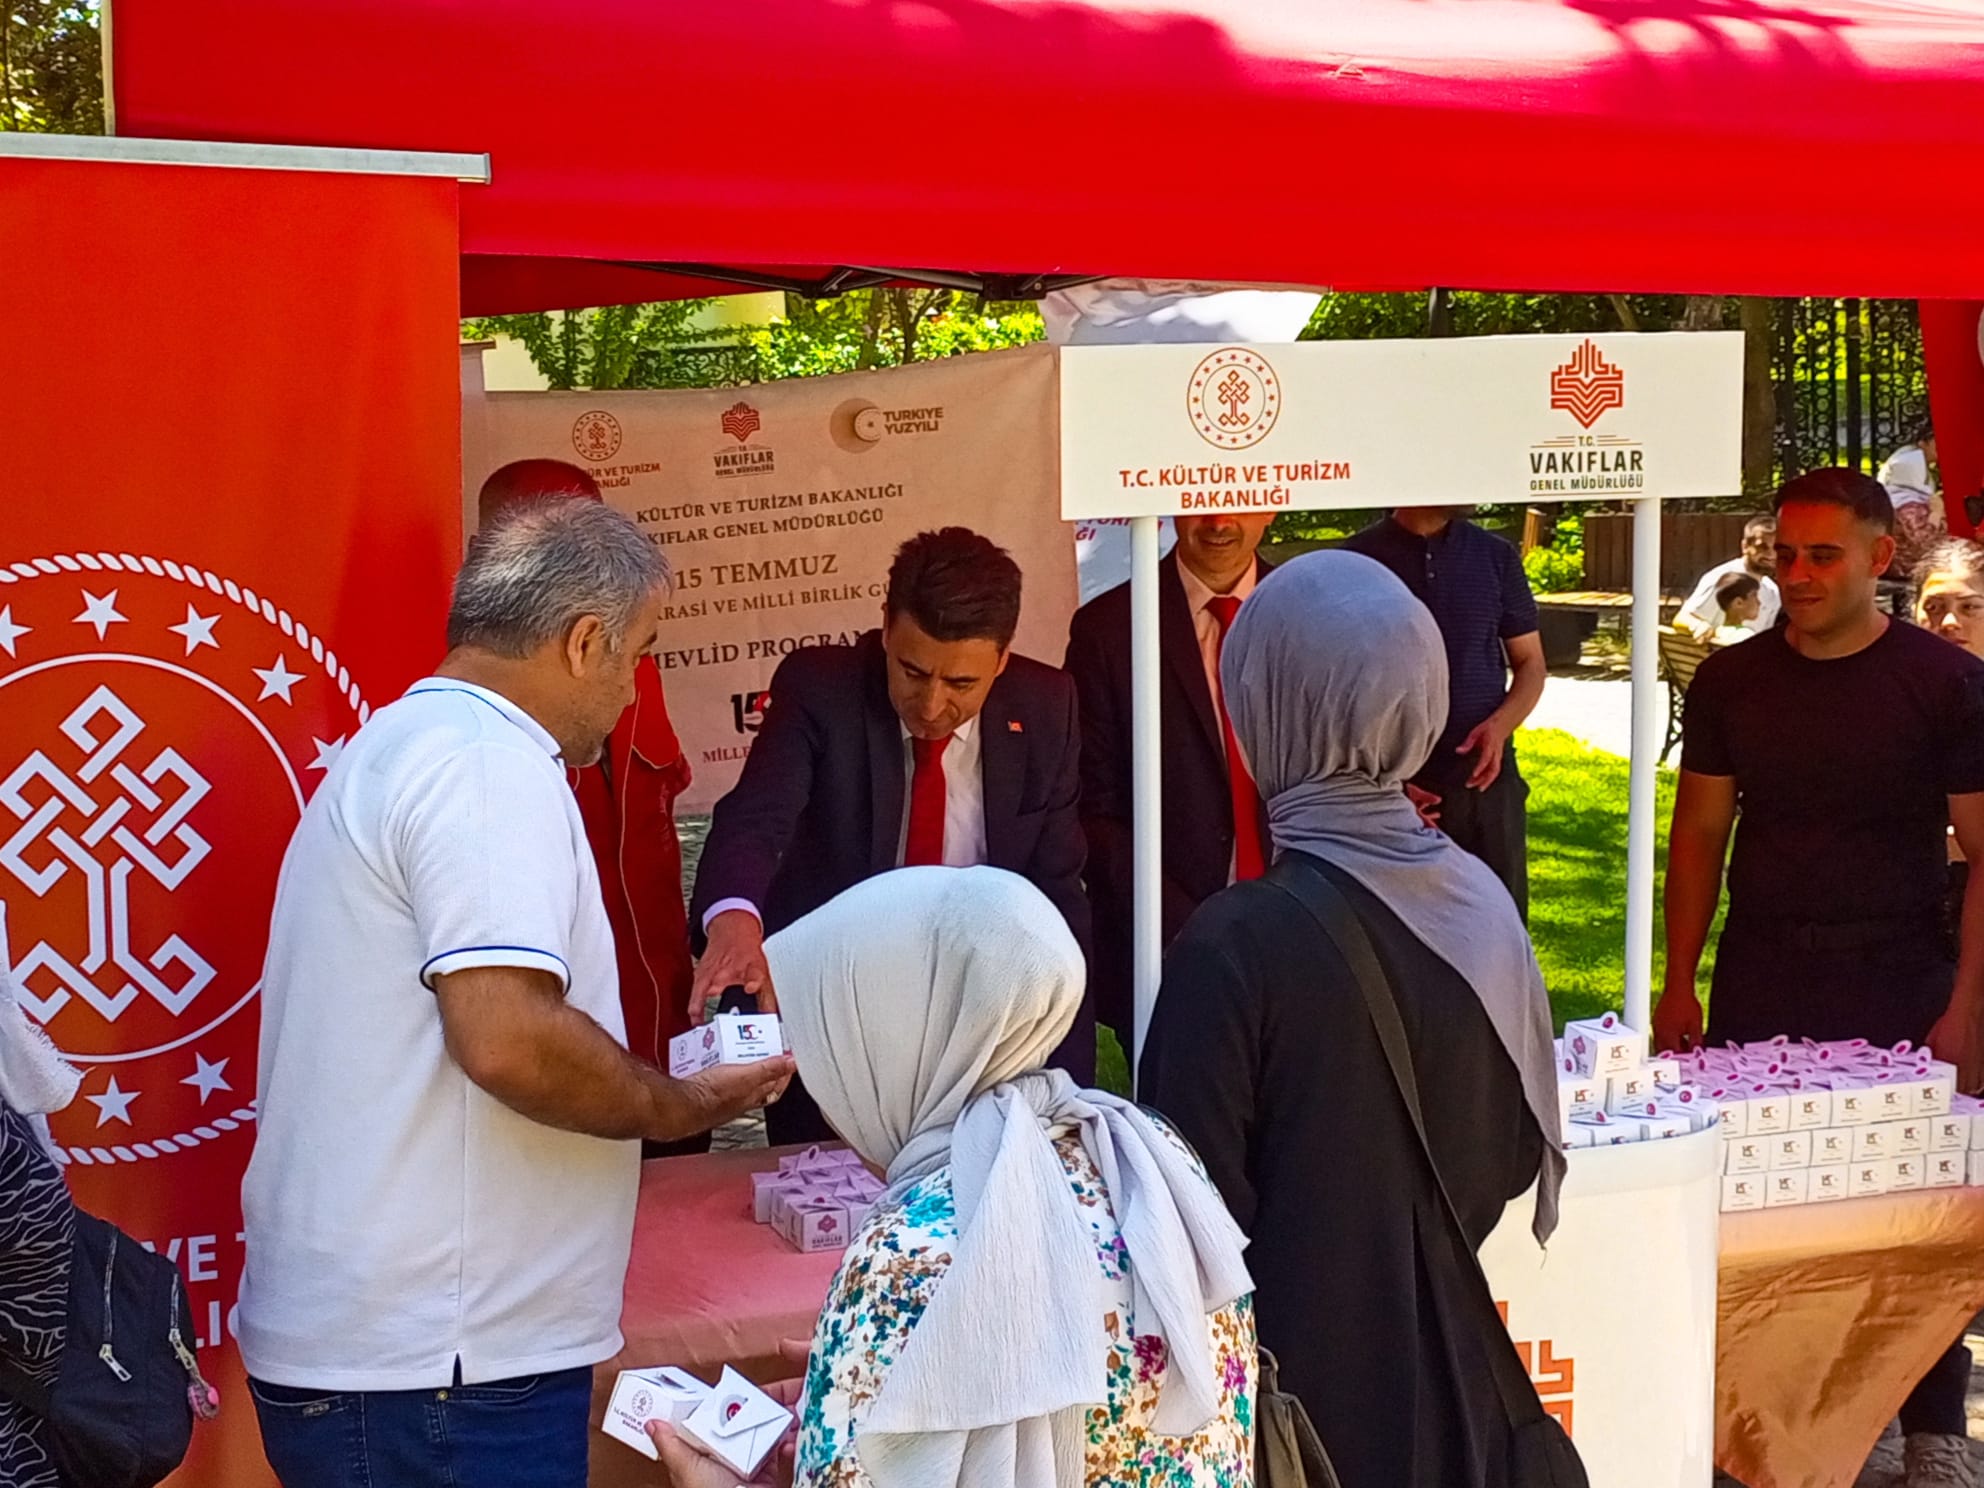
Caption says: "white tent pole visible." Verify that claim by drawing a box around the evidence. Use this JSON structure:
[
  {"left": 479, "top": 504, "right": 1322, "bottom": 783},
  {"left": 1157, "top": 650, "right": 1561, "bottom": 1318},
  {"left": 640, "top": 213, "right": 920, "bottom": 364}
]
[
  {"left": 1624, "top": 495, "right": 1662, "bottom": 1033},
  {"left": 1130, "top": 514, "right": 1164, "bottom": 1084}
]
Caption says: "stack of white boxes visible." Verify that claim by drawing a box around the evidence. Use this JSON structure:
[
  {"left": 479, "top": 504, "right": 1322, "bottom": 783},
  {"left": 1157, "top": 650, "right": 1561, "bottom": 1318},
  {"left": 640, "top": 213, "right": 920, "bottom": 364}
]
[
  {"left": 750, "top": 1145, "right": 887, "bottom": 1253},
  {"left": 1557, "top": 1012, "right": 1720, "bottom": 1150},
  {"left": 1678, "top": 1039, "right": 1984, "bottom": 1212}
]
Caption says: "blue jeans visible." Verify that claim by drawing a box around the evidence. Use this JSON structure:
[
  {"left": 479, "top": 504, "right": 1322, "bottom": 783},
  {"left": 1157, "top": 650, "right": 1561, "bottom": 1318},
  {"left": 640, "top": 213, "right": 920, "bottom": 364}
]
[{"left": 249, "top": 1365, "right": 592, "bottom": 1488}]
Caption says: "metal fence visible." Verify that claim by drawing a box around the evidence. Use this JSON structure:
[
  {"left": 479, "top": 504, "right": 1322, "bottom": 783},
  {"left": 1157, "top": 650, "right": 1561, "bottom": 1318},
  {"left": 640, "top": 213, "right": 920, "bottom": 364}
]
[{"left": 1774, "top": 298, "right": 1929, "bottom": 479}]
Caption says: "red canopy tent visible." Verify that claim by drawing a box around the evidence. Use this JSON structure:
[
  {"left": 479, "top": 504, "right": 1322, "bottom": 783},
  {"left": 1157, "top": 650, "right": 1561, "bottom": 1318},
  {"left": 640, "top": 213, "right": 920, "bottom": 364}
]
[
  {"left": 19, "top": 7, "right": 1984, "bottom": 1485},
  {"left": 110, "top": 0, "right": 1984, "bottom": 314}
]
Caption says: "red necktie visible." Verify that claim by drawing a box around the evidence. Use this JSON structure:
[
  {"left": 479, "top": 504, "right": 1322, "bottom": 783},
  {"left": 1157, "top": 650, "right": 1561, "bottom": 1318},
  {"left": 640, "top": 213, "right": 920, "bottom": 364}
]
[
  {"left": 1205, "top": 595, "right": 1266, "bottom": 880},
  {"left": 904, "top": 733, "right": 953, "bottom": 867}
]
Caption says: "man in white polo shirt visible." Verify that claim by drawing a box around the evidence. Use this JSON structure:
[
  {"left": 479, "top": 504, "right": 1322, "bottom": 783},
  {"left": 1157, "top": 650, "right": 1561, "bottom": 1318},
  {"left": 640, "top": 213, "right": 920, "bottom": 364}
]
[{"left": 240, "top": 499, "right": 792, "bottom": 1488}]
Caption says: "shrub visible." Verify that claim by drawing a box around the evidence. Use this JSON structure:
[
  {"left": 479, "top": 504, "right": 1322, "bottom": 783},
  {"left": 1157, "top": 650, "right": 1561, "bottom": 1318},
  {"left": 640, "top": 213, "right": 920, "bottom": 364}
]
[{"left": 1524, "top": 542, "right": 1584, "bottom": 593}]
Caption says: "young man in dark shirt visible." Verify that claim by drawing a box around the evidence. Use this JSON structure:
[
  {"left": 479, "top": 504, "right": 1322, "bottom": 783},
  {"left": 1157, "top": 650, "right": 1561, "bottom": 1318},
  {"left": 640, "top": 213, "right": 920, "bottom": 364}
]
[
  {"left": 1657, "top": 468, "right": 1984, "bottom": 1480},
  {"left": 1342, "top": 507, "right": 1546, "bottom": 916}
]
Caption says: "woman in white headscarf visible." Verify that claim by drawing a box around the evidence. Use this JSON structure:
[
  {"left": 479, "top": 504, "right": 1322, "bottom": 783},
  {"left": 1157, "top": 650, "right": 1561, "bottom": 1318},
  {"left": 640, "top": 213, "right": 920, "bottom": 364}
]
[
  {"left": 755, "top": 866, "right": 1253, "bottom": 1488},
  {"left": 1880, "top": 421, "right": 1943, "bottom": 578},
  {"left": 1139, "top": 551, "right": 1573, "bottom": 1488},
  {"left": 0, "top": 903, "right": 83, "bottom": 1488}
]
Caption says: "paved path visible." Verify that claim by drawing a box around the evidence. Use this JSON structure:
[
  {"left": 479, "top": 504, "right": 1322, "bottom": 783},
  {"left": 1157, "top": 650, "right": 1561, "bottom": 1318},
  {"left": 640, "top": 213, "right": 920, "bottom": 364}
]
[{"left": 1525, "top": 670, "right": 1635, "bottom": 759}]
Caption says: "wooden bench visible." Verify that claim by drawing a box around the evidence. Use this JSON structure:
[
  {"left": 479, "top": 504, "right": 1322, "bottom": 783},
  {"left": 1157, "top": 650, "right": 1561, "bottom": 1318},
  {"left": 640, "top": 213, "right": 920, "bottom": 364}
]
[
  {"left": 1534, "top": 590, "right": 1686, "bottom": 614},
  {"left": 1533, "top": 591, "right": 1686, "bottom": 668},
  {"left": 1656, "top": 627, "right": 1715, "bottom": 762}
]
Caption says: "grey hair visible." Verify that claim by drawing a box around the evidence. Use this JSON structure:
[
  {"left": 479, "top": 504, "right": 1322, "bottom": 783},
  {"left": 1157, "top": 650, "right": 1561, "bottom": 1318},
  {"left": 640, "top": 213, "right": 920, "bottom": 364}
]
[{"left": 447, "top": 498, "right": 672, "bottom": 657}]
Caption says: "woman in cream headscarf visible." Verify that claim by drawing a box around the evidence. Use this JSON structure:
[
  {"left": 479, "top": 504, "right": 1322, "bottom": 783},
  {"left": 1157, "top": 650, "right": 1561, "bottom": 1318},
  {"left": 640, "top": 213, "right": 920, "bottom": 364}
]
[
  {"left": 749, "top": 866, "right": 1253, "bottom": 1488},
  {"left": 1140, "top": 551, "right": 1572, "bottom": 1488}
]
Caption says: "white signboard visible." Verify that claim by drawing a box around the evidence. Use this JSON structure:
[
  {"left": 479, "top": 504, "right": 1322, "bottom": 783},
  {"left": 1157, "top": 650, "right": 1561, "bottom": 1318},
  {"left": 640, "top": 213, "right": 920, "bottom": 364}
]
[
  {"left": 476, "top": 345, "right": 1076, "bottom": 813},
  {"left": 1059, "top": 332, "right": 1744, "bottom": 518},
  {"left": 1073, "top": 516, "right": 1174, "bottom": 605}
]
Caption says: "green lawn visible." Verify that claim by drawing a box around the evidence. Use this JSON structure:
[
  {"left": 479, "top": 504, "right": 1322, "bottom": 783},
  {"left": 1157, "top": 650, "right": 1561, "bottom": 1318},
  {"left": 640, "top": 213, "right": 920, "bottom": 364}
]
[{"left": 1520, "top": 726, "right": 1721, "bottom": 1030}]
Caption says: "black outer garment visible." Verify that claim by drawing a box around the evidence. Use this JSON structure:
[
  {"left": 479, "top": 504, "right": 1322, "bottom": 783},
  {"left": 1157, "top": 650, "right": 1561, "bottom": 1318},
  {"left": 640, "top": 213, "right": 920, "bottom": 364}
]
[
  {"left": 1140, "top": 854, "right": 1546, "bottom": 1488},
  {"left": 1063, "top": 551, "right": 1272, "bottom": 1047}
]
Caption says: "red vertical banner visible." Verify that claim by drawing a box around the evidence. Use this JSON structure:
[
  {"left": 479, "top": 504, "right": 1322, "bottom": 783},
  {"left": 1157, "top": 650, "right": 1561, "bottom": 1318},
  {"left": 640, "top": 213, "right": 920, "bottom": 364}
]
[
  {"left": 0, "top": 156, "right": 461, "bottom": 1486},
  {"left": 1921, "top": 299, "right": 1984, "bottom": 538}
]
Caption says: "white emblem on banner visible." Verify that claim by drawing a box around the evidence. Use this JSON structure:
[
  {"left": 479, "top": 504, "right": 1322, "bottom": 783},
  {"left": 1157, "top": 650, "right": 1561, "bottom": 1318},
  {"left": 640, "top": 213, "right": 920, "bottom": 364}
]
[
  {"left": 0, "top": 550, "right": 371, "bottom": 1165},
  {"left": 2, "top": 686, "right": 216, "bottom": 1023}
]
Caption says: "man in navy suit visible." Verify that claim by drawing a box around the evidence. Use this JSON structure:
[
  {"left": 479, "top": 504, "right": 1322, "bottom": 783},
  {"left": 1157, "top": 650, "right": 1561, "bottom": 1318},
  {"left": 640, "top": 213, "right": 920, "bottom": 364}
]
[
  {"left": 690, "top": 527, "right": 1091, "bottom": 1141},
  {"left": 1063, "top": 514, "right": 1274, "bottom": 1052}
]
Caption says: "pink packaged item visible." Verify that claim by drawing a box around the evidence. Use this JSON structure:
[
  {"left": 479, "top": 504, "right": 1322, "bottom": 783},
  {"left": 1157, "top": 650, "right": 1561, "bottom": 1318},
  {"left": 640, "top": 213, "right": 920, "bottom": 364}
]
[
  {"left": 751, "top": 1171, "right": 789, "bottom": 1224},
  {"left": 776, "top": 1144, "right": 863, "bottom": 1176},
  {"left": 777, "top": 1194, "right": 860, "bottom": 1253}
]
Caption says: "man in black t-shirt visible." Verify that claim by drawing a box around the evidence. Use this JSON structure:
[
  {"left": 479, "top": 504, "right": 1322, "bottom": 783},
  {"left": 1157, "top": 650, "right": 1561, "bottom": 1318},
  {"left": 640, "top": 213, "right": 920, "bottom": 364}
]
[{"left": 1657, "top": 468, "right": 1984, "bottom": 1475}]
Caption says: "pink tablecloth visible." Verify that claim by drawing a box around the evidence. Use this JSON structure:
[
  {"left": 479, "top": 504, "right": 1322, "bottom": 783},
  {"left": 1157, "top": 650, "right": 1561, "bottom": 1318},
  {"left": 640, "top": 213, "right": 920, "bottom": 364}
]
[{"left": 589, "top": 1146, "right": 842, "bottom": 1488}]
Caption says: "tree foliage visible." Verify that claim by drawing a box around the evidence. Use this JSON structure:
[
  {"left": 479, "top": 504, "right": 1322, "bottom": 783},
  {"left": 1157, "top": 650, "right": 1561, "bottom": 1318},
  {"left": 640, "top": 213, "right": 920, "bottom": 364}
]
[
  {"left": 1300, "top": 290, "right": 1722, "bottom": 342},
  {"left": 748, "top": 290, "right": 1042, "bottom": 380},
  {"left": 464, "top": 301, "right": 759, "bottom": 390},
  {"left": 474, "top": 289, "right": 1045, "bottom": 391},
  {"left": 2, "top": 1, "right": 102, "bottom": 134}
]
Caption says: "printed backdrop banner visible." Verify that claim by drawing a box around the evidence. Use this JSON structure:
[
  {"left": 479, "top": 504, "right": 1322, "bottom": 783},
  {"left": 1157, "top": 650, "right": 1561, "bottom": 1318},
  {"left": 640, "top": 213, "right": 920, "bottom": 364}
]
[
  {"left": 1061, "top": 332, "right": 1745, "bottom": 519},
  {"left": 476, "top": 344, "right": 1077, "bottom": 813},
  {"left": 0, "top": 156, "right": 462, "bottom": 1487}
]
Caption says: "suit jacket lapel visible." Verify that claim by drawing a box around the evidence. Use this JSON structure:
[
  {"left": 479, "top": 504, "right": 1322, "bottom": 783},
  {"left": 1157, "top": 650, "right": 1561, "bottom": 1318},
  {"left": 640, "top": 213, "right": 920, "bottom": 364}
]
[
  {"left": 980, "top": 691, "right": 1021, "bottom": 868},
  {"left": 1162, "top": 554, "right": 1225, "bottom": 758},
  {"left": 865, "top": 638, "right": 906, "bottom": 874}
]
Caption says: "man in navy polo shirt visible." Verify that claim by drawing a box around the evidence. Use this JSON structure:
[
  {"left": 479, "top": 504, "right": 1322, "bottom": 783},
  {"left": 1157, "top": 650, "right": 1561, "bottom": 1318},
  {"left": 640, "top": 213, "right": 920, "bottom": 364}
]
[{"left": 1342, "top": 506, "right": 1547, "bottom": 916}]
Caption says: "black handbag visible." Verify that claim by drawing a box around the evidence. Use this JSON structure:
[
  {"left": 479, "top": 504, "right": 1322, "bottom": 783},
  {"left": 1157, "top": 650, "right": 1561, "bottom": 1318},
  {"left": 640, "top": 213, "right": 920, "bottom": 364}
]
[
  {"left": 1267, "top": 855, "right": 1589, "bottom": 1488},
  {"left": 0, "top": 1208, "right": 213, "bottom": 1488}
]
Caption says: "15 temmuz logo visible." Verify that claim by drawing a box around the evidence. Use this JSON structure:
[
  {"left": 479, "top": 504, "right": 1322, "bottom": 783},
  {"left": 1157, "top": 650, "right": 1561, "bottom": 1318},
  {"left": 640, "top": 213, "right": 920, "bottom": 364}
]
[{"left": 730, "top": 689, "right": 773, "bottom": 735}]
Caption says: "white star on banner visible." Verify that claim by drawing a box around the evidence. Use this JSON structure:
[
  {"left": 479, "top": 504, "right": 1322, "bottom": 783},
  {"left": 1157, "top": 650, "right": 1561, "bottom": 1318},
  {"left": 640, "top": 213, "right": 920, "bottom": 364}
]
[
  {"left": 254, "top": 655, "right": 304, "bottom": 704},
  {"left": 86, "top": 1077, "right": 139, "bottom": 1127},
  {"left": 0, "top": 605, "right": 28, "bottom": 658},
  {"left": 307, "top": 736, "right": 346, "bottom": 773},
  {"left": 74, "top": 589, "right": 128, "bottom": 641},
  {"left": 181, "top": 1053, "right": 232, "bottom": 1105},
  {"left": 167, "top": 604, "right": 220, "bottom": 656}
]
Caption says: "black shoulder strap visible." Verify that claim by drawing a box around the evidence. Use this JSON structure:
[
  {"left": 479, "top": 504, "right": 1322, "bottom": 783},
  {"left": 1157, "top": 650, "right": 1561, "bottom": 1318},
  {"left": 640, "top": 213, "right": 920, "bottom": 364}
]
[{"left": 1264, "top": 854, "right": 1546, "bottom": 1431}]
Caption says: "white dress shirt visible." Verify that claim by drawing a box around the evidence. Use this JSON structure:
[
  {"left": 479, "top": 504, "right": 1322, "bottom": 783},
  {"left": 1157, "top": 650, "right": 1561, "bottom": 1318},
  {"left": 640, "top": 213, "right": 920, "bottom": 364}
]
[
  {"left": 1178, "top": 560, "right": 1260, "bottom": 885},
  {"left": 1177, "top": 559, "right": 1261, "bottom": 759},
  {"left": 893, "top": 715, "right": 987, "bottom": 868},
  {"left": 703, "top": 715, "right": 988, "bottom": 931}
]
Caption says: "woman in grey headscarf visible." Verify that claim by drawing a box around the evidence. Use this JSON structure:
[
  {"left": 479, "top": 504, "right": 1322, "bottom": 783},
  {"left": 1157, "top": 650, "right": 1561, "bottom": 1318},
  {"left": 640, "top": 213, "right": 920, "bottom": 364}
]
[
  {"left": 757, "top": 866, "right": 1255, "bottom": 1488},
  {"left": 1140, "top": 550, "right": 1570, "bottom": 1488}
]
